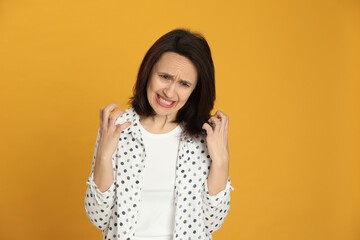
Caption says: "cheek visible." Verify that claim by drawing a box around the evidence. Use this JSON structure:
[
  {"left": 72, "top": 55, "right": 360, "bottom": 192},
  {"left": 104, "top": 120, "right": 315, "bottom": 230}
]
[
  {"left": 147, "top": 78, "right": 156, "bottom": 95},
  {"left": 148, "top": 78, "right": 161, "bottom": 92},
  {"left": 180, "top": 90, "right": 194, "bottom": 102},
  {"left": 146, "top": 83, "right": 154, "bottom": 103}
]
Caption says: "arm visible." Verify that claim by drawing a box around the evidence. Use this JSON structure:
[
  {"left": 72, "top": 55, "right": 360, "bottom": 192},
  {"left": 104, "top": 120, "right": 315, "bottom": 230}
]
[
  {"left": 202, "top": 176, "right": 234, "bottom": 234},
  {"left": 84, "top": 128, "right": 116, "bottom": 230},
  {"left": 84, "top": 104, "right": 131, "bottom": 230},
  {"left": 201, "top": 149, "right": 234, "bottom": 234},
  {"left": 207, "top": 160, "right": 229, "bottom": 196},
  {"left": 201, "top": 110, "right": 234, "bottom": 234}
]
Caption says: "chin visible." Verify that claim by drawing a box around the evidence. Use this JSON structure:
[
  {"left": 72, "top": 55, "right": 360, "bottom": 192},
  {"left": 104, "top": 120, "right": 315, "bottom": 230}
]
[{"left": 154, "top": 108, "right": 176, "bottom": 116}]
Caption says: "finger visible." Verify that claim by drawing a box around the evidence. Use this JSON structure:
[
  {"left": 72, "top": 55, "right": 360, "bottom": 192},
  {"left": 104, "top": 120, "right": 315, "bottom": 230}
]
[
  {"left": 115, "top": 121, "right": 131, "bottom": 134},
  {"left": 215, "top": 110, "right": 228, "bottom": 120},
  {"left": 214, "top": 111, "right": 229, "bottom": 132},
  {"left": 225, "top": 116, "right": 229, "bottom": 134},
  {"left": 208, "top": 116, "right": 221, "bottom": 132},
  {"left": 202, "top": 122, "right": 213, "bottom": 136},
  {"left": 102, "top": 103, "right": 120, "bottom": 129},
  {"left": 99, "top": 107, "right": 104, "bottom": 127},
  {"left": 109, "top": 109, "right": 126, "bottom": 128}
]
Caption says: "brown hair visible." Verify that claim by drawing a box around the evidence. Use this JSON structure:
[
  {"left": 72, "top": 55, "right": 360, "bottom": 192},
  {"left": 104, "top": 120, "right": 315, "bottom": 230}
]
[{"left": 129, "top": 29, "right": 215, "bottom": 137}]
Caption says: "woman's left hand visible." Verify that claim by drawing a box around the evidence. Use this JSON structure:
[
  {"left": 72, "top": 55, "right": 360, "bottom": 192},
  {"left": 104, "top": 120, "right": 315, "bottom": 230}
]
[{"left": 202, "top": 110, "right": 229, "bottom": 164}]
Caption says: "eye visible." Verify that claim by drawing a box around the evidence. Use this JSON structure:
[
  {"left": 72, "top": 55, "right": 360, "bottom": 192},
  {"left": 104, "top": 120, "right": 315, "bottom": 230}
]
[
  {"left": 159, "top": 74, "right": 170, "bottom": 80},
  {"left": 181, "top": 81, "right": 190, "bottom": 87}
]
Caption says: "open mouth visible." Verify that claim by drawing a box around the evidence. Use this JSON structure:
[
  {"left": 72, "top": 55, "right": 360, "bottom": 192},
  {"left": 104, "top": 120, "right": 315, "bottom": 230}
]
[{"left": 156, "top": 93, "right": 176, "bottom": 108}]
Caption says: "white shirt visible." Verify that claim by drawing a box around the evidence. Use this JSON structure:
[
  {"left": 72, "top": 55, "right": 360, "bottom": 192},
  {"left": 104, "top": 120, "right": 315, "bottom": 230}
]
[
  {"left": 85, "top": 107, "right": 234, "bottom": 240},
  {"left": 134, "top": 123, "right": 182, "bottom": 239}
]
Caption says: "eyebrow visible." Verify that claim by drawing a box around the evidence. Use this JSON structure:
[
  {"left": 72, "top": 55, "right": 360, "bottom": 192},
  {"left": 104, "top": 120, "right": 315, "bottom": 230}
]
[{"left": 158, "top": 72, "right": 193, "bottom": 86}]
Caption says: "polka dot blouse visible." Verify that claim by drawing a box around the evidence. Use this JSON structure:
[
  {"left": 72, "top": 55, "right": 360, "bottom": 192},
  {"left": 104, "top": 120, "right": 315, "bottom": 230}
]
[{"left": 85, "top": 107, "right": 234, "bottom": 240}]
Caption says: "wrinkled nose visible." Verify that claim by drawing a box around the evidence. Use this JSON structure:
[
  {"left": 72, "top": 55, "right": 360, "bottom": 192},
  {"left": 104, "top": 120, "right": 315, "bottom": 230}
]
[{"left": 163, "top": 82, "right": 176, "bottom": 98}]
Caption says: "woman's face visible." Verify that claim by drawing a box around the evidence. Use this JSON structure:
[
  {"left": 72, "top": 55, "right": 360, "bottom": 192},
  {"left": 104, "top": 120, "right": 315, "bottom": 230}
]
[{"left": 147, "top": 52, "right": 198, "bottom": 120}]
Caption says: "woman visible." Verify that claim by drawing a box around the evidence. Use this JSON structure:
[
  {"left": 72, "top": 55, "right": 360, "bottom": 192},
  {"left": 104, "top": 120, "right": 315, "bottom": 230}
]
[{"left": 85, "top": 29, "right": 234, "bottom": 240}]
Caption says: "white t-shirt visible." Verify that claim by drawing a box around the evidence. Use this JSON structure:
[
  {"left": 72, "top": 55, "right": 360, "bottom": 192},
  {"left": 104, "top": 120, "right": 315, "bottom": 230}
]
[{"left": 134, "top": 123, "right": 182, "bottom": 240}]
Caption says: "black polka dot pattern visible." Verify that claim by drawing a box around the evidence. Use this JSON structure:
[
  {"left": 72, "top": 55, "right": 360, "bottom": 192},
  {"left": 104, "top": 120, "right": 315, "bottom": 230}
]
[{"left": 85, "top": 108, "right": 234, "bottom": 240}]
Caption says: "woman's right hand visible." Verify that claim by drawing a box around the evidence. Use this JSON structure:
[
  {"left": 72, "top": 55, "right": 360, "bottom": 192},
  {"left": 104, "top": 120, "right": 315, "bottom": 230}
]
[{"left": 96, "top": 103, "right": 131, "bottom": 161}]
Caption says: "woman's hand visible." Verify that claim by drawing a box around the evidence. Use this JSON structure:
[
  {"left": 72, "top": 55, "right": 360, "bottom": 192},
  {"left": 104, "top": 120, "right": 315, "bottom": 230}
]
[
  {"left": 202, "top": 110, "right": 229, "bottom": 165},
  {"left": 96, "top": 103, "right": 131, "bottom": 161}
]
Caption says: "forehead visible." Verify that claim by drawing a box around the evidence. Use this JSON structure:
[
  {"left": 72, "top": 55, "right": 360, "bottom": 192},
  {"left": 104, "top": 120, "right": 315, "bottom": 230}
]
[{"left": 153, "top": 52, "right": 198, "bottom": 82}]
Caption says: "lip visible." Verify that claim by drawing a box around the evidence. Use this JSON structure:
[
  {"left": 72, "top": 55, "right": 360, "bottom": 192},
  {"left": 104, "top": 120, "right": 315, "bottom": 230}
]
[{"left": 156, "top": 93, "right": 176, "bottom": 108}]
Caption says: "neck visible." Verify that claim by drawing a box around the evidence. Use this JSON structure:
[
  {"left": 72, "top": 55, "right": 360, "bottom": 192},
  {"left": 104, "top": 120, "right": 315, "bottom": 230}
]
[{"left": 140, "top": 114, "right": 178, "bottom": 134}]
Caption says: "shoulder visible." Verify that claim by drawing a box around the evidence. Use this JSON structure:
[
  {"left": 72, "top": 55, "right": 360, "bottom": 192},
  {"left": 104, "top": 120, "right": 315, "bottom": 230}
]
[
  {"left": 114, "top": 107, "right": 141, "bottom": 136},
  {"left": 181, "top": 132, "right": 208, "bottom": 151},
  {"left": 180, "top": 133, "right": 211, "bottom": 165},
  {"left": 114, "top": 107, "right": 139, "bottom": 125}
]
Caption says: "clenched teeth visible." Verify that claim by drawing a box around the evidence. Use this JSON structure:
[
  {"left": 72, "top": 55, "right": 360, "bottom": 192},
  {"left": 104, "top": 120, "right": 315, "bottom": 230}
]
[{"left": 159, "top": 96, "right": 174, "bottom": 105}]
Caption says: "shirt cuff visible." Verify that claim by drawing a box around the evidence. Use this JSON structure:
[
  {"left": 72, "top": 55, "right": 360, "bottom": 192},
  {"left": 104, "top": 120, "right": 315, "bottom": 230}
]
[
  {"left": 202, "top": 177, "right": 234, "bottom": 208},
  {"left": 86, "top": 179, "right": 116, "bottom": 205}
]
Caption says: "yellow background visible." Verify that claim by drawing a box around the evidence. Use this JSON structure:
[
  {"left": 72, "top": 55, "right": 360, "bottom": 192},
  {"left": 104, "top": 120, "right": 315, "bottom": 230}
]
[{"left": 1, "top": 0, "right": 359, "bottom": 239}]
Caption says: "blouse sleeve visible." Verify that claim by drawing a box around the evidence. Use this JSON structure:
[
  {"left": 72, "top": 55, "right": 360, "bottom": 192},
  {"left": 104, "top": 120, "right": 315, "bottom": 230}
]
[
  {"left": 201, "top": 176, "right": 234, "bottom": 234},
  {"left": 84, "top": 128, "right": 116, "bottom": 231}
]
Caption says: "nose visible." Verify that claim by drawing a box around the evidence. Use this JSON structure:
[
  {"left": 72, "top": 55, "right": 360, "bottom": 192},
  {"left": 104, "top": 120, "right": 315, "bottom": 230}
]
[{"left": 163, "top": 81, "right": 176, "bottom": 98}]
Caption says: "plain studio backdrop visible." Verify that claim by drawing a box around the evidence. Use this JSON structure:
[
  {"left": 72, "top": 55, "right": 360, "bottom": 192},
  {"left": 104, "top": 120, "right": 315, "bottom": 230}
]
[{"left": 0, "top": 0, "right": 359, "bottom": 239}]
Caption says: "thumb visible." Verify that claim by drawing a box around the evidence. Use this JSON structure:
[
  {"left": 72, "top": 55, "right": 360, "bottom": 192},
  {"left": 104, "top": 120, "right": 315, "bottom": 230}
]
[
  {"left": 116, "top": 121, "right": 131, "bottom": 134},
  {"left": 202, "top": 122, "right": 213, "bottom": 136}
]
